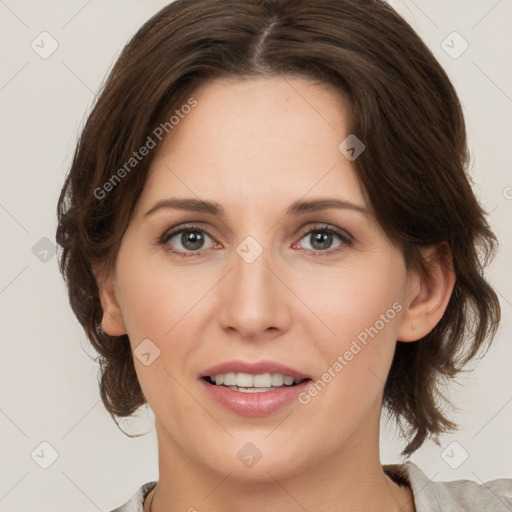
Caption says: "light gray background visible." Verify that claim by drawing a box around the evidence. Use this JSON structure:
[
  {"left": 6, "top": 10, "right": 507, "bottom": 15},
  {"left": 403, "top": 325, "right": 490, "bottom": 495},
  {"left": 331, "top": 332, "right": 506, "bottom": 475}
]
[{"left": 0, "top": 1, "right": 511, "bottom": 510}]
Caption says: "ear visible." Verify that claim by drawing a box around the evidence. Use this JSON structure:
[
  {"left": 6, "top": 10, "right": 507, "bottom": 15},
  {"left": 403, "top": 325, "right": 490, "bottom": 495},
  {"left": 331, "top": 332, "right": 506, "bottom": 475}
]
[
  {"left": 397, "top": 242, "right": 455, "bottom": 342},
  {"left": 93, "top": 264, "right": 127, "bottom": 337}
]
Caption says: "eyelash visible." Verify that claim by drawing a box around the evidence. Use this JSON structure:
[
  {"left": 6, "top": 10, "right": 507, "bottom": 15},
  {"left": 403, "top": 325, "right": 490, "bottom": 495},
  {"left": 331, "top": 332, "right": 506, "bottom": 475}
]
[{"left": 157, "top": 223, "right": 353, "bottom": 258}]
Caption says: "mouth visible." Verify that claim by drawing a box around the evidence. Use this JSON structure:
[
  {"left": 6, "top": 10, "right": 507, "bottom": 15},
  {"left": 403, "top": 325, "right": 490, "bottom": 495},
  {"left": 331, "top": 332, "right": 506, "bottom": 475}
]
[
  {"left": 198, "top": 361, "right": 313, "bottom": 416},
  {"left": 201, "top": 373, "right": 311, "bottom": 393}
]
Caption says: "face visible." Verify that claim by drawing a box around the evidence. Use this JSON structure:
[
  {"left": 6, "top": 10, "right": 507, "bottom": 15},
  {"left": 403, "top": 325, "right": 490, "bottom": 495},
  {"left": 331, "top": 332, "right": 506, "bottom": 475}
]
[{"left": 101, "top": 76, "right": 416, "bottom": 482}]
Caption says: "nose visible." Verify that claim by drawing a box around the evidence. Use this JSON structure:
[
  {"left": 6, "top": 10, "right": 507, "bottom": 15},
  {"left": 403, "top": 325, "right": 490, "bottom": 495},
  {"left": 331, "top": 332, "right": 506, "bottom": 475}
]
[{"left": 217, "top": 241, "right": 292, "bottom": 341}]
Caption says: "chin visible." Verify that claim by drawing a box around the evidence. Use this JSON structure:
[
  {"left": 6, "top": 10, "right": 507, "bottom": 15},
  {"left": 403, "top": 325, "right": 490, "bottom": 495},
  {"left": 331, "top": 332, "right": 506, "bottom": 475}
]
[{"left": 199, "top": 441, "right": 311, "bottom": 484}]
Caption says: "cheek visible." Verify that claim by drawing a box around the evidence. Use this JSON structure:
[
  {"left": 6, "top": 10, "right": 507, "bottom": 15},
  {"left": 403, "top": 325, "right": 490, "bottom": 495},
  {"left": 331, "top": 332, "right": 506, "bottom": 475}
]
[
  {"left": 116, "top": 251, "right": 207, "bottom": 344},
  {"left": 114, "top": 250, "right": 219, "bottom": 405},
  {"left": 292, "top": 264, "right": 406, "bottom": 441},
  {"left": 114, "top": 259, "right": 206, "bottom": 407},
  {"left": 299, "top": 257, "right": 406, "bottom": 351},
  {"left": 292, "top": 255, "right": 407, "bottom": 417},
  {"left": 117, "top": 240, "right": 407, "bottom": 361}
]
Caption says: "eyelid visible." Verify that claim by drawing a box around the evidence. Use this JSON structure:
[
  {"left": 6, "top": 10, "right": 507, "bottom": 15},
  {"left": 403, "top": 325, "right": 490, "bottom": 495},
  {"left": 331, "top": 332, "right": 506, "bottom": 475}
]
[
  {"left": 293, "top": 223, "right": 353, "bottom": 257},
  {"left": 159, "top": 222, "right": 218, "bottom": 245},
  {"left": 158, "top": 221, "right": 353, "bottom": 257},
  {"left": 296, "top": 223, "right": 352, "bottom": 242}
]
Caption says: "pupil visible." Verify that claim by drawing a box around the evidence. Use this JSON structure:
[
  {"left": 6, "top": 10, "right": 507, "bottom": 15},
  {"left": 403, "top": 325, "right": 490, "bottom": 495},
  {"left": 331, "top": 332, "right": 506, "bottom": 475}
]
[
  {"left": 312, "top": 231, "right": 332, "bottom": 250},
  {"left": 182, "top": 230, "right": 204, "bottom": 250}
]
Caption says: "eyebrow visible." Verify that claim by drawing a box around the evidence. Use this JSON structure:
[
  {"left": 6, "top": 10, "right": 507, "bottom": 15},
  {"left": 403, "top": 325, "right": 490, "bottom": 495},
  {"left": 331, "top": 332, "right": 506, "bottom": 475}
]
[{"left": 144, "top": 197, "right": 369, "bottom": 218}]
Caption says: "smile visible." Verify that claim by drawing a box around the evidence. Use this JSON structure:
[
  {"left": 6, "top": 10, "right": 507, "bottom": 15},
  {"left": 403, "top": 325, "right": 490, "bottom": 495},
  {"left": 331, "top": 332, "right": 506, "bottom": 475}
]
[{"left": 205, "top": 371, "right": 308, "bottom": 392}]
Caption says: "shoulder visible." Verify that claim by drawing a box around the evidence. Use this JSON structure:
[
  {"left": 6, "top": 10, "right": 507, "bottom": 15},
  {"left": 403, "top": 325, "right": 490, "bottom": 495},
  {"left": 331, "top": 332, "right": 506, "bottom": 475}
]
[
  {"left": 384, "top": 462, "right": 512, "bottom": 512},
  {"left": 109, "top": 481, "right": 157, "bottom": 512}
]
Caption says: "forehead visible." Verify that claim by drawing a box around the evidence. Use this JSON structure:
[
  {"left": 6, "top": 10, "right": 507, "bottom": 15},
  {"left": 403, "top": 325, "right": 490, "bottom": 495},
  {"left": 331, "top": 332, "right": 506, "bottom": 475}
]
[{"left": 136, "top": 76, "right": 366, "bottom": 217}]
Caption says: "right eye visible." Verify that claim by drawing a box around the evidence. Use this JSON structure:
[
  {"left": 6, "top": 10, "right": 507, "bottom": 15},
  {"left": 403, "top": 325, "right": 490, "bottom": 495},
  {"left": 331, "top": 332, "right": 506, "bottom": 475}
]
[{"left": 159, "top": 225, "right": 218, "bottom": 257}]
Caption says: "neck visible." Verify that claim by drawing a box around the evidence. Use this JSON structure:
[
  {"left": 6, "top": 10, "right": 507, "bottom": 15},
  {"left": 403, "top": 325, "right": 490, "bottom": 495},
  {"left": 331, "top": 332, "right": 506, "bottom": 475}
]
[{"left": 146, "top": 409, "right": 415, "bottom": 512}]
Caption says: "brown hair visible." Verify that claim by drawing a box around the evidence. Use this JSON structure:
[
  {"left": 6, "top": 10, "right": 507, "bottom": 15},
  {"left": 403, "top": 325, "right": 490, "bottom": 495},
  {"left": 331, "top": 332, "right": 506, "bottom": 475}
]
[{"left": 56, "top": 0, "right": 500, "bottom": 455}]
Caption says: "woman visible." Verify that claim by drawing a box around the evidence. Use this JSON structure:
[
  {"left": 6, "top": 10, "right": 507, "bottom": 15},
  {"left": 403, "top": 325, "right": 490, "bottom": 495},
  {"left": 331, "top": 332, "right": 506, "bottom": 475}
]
[{"left": 56, "top": 0, "right": 512, "bottom": 510}]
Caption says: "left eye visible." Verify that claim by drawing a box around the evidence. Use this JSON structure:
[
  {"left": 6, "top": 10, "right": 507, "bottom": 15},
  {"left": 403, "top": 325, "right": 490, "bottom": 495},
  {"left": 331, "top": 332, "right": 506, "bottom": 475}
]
[{"left": 296, "top": 227, "right": 350, "bottom": 253}]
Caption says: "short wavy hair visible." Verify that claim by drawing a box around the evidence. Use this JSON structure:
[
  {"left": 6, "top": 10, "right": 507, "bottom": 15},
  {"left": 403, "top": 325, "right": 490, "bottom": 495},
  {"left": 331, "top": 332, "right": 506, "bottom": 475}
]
[{"left": 56, "top": 0, "right": 500, "bottom": 455}]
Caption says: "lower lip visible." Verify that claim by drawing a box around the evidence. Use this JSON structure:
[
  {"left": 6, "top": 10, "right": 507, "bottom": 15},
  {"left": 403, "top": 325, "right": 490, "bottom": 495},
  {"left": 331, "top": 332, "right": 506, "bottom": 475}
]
[{"left": 200, "top": 378, "right": 312, "bottom": 416}]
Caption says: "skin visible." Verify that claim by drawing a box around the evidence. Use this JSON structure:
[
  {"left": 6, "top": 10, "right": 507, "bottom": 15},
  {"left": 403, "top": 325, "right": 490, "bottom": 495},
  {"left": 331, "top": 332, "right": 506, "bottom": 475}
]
[{"left": 97, "top": 76, "right": 455, "bottom": 512}]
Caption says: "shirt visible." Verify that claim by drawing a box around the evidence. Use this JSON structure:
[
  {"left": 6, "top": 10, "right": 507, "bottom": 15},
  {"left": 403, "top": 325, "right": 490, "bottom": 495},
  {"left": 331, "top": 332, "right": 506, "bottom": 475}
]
[{"left": 109, "top": 462, "right": 512, "bottom": 511}]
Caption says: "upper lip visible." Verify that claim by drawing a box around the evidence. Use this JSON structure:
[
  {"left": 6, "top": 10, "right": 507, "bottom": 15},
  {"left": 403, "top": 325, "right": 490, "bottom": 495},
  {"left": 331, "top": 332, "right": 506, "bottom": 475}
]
[{"left": 199, "top": 360, "right": 311, "bottom": 381}]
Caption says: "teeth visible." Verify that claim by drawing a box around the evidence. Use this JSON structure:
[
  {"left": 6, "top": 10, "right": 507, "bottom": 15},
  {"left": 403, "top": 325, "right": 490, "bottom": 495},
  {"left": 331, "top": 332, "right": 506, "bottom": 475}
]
[
  {"left": 223, "top": 372, "right": 237, "bottom": 386},
  {"left": 283, "top": 376, "right": 294, "bottom": 385},
  {"left": 237, "top": 372, "right": 256, "bottom": 387},
  {"left": 209, "top": 372, "right": 302, "bottom": 388},
  {"left": 271, "top": 373, "right": 284, "bottom": 386},
  {"left": 227, "top": 386, "right": 275, "bottom": 393}
]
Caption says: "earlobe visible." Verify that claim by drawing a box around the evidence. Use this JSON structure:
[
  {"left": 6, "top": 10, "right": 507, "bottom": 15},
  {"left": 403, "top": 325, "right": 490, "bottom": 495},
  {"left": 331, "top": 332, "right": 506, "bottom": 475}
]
[
  {"left": 93, "top": 264, "right": 127, "bottom": 337},
  {"left": 397, "top": 243, "right": 456, "bottom": 342}
]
